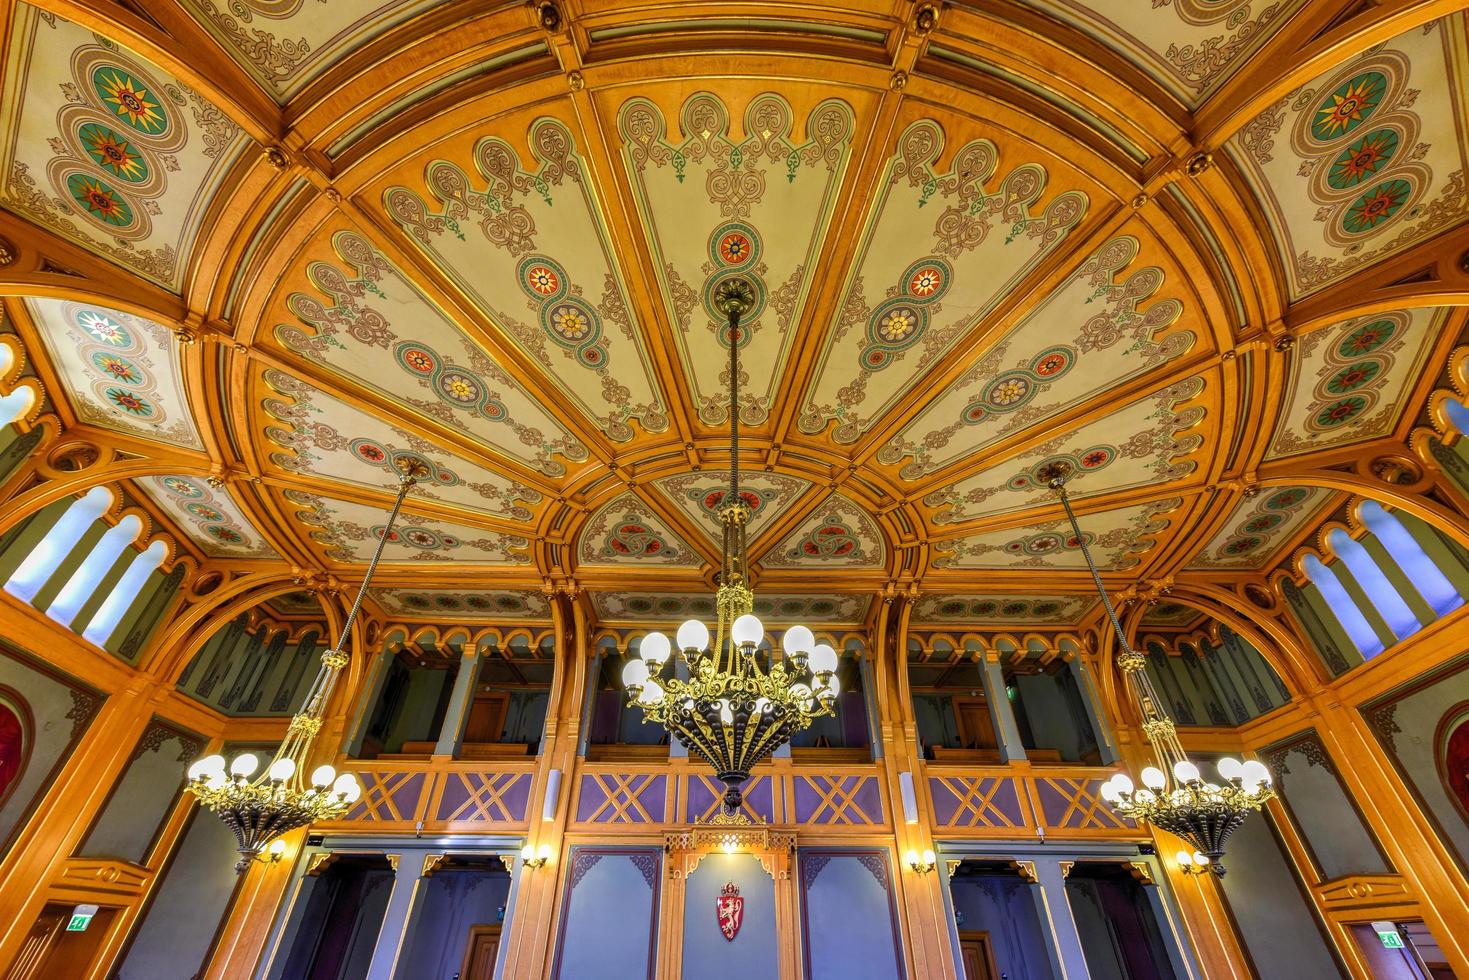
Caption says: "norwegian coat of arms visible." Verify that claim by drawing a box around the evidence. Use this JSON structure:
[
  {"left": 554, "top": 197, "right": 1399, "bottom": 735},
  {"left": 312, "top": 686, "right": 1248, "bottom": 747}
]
[{"left": 716, "top": 881, "right": 744, "bottom": 941}]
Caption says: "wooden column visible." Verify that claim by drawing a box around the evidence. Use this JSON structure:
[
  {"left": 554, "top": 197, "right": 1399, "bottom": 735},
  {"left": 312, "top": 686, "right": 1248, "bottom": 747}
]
[{"left": 0, "top": 676, "right": 161, "bottom": 970}]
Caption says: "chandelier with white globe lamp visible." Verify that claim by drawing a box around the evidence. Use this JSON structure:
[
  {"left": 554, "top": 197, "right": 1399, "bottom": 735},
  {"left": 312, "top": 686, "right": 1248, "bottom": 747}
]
[
  {"left": 620, "top": 278, "right": 839, "bottom": 818},
  {"left": 183, "top": 459, "right": 427, "bottom": 871},
  {"left": 1051, "top": 476, "right": 1275, "bottom": 874}
]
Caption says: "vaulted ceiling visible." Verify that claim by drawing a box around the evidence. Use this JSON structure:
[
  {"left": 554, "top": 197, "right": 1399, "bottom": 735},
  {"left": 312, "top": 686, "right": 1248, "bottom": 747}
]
[{"left": 0, "top": 0, "right": 1465, "bottom": 633}]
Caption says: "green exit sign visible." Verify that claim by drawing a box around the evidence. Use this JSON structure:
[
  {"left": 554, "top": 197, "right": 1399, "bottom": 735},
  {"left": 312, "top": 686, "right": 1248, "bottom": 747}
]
[
  {"left": 65, "top": 904, "right": 98, "bottom": 932},
  {"left": 1372, "top": 921, "right": 1405, "bottom": 949}
]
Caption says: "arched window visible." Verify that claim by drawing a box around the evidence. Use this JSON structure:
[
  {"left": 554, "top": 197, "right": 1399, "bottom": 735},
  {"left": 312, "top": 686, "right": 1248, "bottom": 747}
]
[
  {"left": 5, "top": 487, "right": 112, "bottom": 604},
  {"left": 1361, "top": 502, "right": 1463, "bottom": 617},
  {"left": 83, "top": 539, "right": 167, "bottom": 647},
  {"left": 1304, "top": 555, "right": 1383, "bottom": 659},
  {"left": 1445, "top": 398, "right": 1469, "bottom": 436},
  {"left": 1436, "top": 703, "right": 1469, "bottom": 826},
  {"left": 47, "top": 514, "right": 142, "bottom": 628},
  {"left": 0, "top": 387, "right": 33, "bottom": 427},
  {"left": 1327, "top": 528, "right": 1418, "bottom": 641}
]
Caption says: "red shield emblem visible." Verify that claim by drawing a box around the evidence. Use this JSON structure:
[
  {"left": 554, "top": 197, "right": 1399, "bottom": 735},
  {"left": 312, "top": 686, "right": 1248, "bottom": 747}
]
[{"left": 716, "top": 881, "right": 744, "bottom": 941}]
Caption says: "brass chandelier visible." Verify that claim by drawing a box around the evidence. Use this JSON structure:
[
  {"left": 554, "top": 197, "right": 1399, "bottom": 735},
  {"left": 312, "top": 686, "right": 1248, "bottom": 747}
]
[
  {"left": 184, "top": 459, "right": 425, "bottom": 871},
  {"left": 1052, "top": 477, "right": 1274, "bottom": 874},
  {"left": 620, "top": 279, "right": 837, "bottom": 817}
]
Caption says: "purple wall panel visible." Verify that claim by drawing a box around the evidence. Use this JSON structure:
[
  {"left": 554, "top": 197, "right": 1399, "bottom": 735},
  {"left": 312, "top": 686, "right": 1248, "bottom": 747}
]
[
  {"left": 687, "top": 775, "right": 775, "bottom": 823},
  {"left": 1036, "top": 777, "right": 1129, "bottom": 830},
  {"left": 793, "top": 775, "right": 881, "bottom": 824},
  {"left": 434, "top": 771, "right": 531, "bottom": 822},
  {"left": 928, "top": 776, "right": 1023, "bottom": 828},
  {"left": 346, "top": 771, "right": 424, "bottom": 821},
  {"left": 576, "top": 773, "right": 667, "bottom": 823}
]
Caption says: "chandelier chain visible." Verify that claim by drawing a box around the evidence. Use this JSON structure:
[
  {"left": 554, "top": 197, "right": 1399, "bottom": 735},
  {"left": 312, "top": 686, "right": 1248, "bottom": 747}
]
[
  {"left": 1050, "top": 478, "right": 1133, "bottom": 658},
  {"left": 333, "top": 467, "right": 418, "bottom": 657},
  {"left": 728, "top": 304, "right": 740, "bottom": 506}
]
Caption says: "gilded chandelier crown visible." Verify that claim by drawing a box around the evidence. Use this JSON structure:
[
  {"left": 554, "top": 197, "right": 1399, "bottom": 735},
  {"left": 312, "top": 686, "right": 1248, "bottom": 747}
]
[{"left": 621, "top": 277, "right": 836, "bottom": 816}]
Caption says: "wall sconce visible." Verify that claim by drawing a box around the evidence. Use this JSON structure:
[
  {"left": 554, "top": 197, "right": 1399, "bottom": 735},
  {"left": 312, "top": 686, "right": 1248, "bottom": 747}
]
[
  {"left": 905, "top": 848, "right": 936, "bottom": 874},
  {"left": 261, "top": 839, "right": 288, "bottom": 865},
  {"left": 521, "top": 843, "right": 553, "bottom": 869},
  {"left": 1176, "top": 850, "right": 1211, "bottom": 876}
]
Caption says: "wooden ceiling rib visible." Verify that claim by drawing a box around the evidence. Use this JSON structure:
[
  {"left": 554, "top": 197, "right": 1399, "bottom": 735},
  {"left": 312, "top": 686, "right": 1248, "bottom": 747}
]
[{"left": 0, "top": 0, "right": 1463, "bottom": 629}]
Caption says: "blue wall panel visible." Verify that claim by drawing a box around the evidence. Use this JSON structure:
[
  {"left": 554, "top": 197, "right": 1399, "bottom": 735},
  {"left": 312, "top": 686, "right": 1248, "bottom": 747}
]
[
  {"left": 799, "top": 849, "right": 904, "bottom": 980},
  {"left": 552, "top": 846, "right": 661, "bottom": 979}
]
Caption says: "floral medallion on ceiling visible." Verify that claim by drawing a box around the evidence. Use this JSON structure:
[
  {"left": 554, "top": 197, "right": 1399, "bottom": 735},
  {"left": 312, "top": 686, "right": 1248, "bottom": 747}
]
[
  {"left": 380, "top": 115, "right": 666, "bottom": 442},
  {"left": 175, "top": 0, "right": 444, "bottom": 101},
  {"left": 139, "top": 475, "right": 276, "bottom": 558},
  {"left": 371, "top": 588, "right": 550, "bottom": 622},
  {"left": 924, "top": 375, "right": 1209, "bottom": 525},
  {"left": 1229, "top": 14, "right": 1469, "bottom": 296},
  {"left": 910, "top": 594, "right": 1096, "bottom": 626},
  {"left": 0, "top": 6, "right": 249, "bottom": 288},
  {"left": 259, "top": 367, "right": 542, "bottom": 523},
  {"left": 1029, "top": 0, "right": 1308, "bottom": 104},
  {"left": 1268, "top": 308, "right": 1446, "bottom": 458},
  {"left": 285, "top": 489, "right": 529, "bottom": 564},
  {"left": 591, "top": 592, "right": 869, "bottom": 625},
  {"left": 797, "top": 116, "right": 1089, "bottom": 444},
  {"left": 23, "top": 299, "right": 201, "bottom": 450},
  {"left": 272, "top": 227, "right": 586, "bottom": 476},
  {"left": 760, "top": 494, "right": 884, "bottom": 569},
  {"left": 1189, "top": 486, "right": 1332, "bottom": 569},
  {"left": 934, "top": 498, "right": 1181, "bottom": 569},
  {"left": 617, "top": 91, "right": 859, "bottom": 425},
  {"left": 651, "top": 471, "right": 812, "bottom": 547},
  {"left": 577, "top": 494, "right": 699, "bottom": 567},
  {"left": 879, "top": 234, "right": 1194, "bottom": 479}
]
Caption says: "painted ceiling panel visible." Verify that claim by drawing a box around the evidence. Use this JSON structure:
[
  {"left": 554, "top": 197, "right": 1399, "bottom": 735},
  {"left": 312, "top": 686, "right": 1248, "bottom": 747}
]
[
  {"left": 925, "top": 375, "right": 1210, "bottom": 525},
  {"left": 592, "top": 592, "right": 869, "bottom": 625},
  {"left": 796, "top": 111, "right": 1090, "bottom": 445},
  {"left": 377, "top": 110, "right": 667, "bottom": 442},
  {"left": 1139, "top": 601, "right": 1206, "bottom": 627},
  {"left": 266, "top": 590, "right": 323, "bottom": 616},
  {"left": 1189, "top": 486, "right": 1334, "bottom": 570},
  {"left": 934, "top": 497, "right": 1181, "bottom": 570},
  {"left": 284, "top": 489, "right": 529, "bottom": 564},
  {"left": 138, "top": 475, "right": 277, "bottom": 558},
  {"left": 577, "top": 493, "right": 701, "bottom": 567},
  {"left": 1022, "top": 0, "right": 1309, "bottom": 106},
  {"left": 879, "top": 234, "right": 1196, "bottom": 478},
  {"left": 24, "top": 298, "right": 202, "bottom": 450},
  {"left": 258, "top": 367, "right": 543, "bottom": 524},
  {"left": 0, "top": 5, "right": 252, "bottom": 288},
  {"left": 614, "top": 88, "right": 866, "bottom": 426},
  {"left": 759, "top": 493, "right": 884, "bottom": 569},
  {"left": 174, "top": 0, "right": 448, "bottom": 101},
  {"left": 651, "top": 470, "right": 812, "bottom": 548},
  {"left": 1228, "top": 13, "right": 1469, "bottom": 297},
  {"left": 269, "top": 225, "right": 587, "bottom": 476},
  {"left": 371, "top": 588, "right": 550, "bottom": 621},
  {"left": 910, "top": 593, "right": 1096, "bottom": 626},
  {"left": 1267, "top": 308, "right": 1447, "bottom": 458}
]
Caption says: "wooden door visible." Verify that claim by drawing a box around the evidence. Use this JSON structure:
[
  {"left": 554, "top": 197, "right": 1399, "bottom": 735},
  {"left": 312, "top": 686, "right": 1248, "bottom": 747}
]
[
  {"left": 958, "top": 931, "right": 999, "bottom": 980},
  {"left": 459, "top": 924, "right": 501, "bottom": 980},
  {"left": 464, "top": 692, "right": 509, "bottom": 744},
  {"left": 953, "top": 696, "right": 997, "bottom": 750}
]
